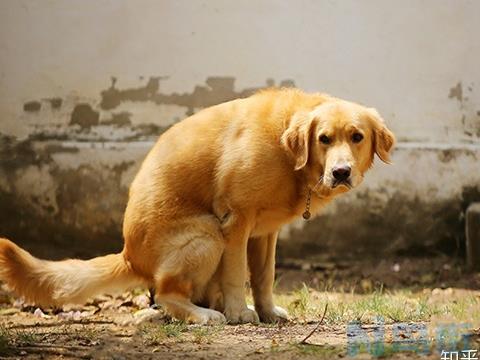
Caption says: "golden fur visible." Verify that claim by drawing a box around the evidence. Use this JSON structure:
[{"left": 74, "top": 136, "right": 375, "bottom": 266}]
[{"left": 0, "top": 88, "right": 395, "bottom": 324}]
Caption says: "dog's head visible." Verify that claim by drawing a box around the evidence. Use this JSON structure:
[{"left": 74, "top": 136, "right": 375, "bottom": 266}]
[{"left": 281, "top": 99, "right": 395, "bottom": 195}]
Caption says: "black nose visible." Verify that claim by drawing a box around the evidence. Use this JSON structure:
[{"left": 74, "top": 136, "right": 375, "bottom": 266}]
[{"left": 332, "top": 165, "right": 351, "bottom": 181}]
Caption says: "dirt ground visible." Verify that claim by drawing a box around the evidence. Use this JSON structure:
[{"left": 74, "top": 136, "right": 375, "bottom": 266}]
[{"left": 1, "top": 255, "right": 479, "bottom": 359}]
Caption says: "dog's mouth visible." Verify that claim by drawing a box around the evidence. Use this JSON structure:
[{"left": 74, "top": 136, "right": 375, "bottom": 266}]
[{"left": 332, "top": 179, "right": 352, "bottom": 189}]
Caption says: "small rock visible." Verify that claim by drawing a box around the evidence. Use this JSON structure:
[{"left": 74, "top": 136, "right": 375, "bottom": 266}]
[
  {"left": 101, "top": 299, "right": 123, "bottom": 310},
  {"left": 33, "top": 308, "right": 50, "bottom": 319},
  {"left": 133, "top": 294, "right": 150, "bottom": 309},
  {"left": 58, "top": 311, "right": 73, "bottom": 320},
  {"left": 57, "top": 310, "right": 87, "bottom": 321},
  {"left": 81, "top": 310, "right": 94, "bottom": 318},
  {"left": 72, "top": 310, "right": 82, "bottom": 321}
]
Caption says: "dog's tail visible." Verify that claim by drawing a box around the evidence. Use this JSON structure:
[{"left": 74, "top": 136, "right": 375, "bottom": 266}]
[{"left": 0, "top": 238, "right": 145, "bottom": 307}]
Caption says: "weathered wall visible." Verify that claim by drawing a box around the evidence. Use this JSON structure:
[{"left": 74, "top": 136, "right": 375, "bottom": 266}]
[{"left": 0, "top": 0, "right": 479, "bottom": 260}]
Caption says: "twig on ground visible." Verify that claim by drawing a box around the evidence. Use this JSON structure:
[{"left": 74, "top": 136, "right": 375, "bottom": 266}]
[
  {"left": 300, "top": 303, "right": 328, "bottom": 345},
  {"left": 9, "top": 319, "right": 114, "bottom": 329}
]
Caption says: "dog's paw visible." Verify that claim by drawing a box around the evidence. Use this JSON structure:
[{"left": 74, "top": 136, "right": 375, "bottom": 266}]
[
  {"left": 189, "top": 308, "right": 226, "bottom": 325},
  {"left": 257, "top": 305, "right": 289, "bottom": 323},
  {"left": 133, "top": 307, "right": 163, "bottom": 325},
  {"left": 225, "top": 306, "right": 259, "bottom": 324}
]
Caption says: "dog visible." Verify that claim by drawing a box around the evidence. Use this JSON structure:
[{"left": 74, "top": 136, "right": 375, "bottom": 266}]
[{"left": 0, "top": 88, "right": 395, "bottom": 324}]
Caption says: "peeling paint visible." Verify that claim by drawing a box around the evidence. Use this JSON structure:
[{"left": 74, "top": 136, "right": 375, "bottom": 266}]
[
  {"left": 1, "top": 132, "right": 478, "bottom": 260},
  {"left": 0, "top": 135, "right": 131, "bottom": 259},
  {"left": 128, "top": 123, "right": 165, "bottom": 138},
  {"left": 53, "top": 164, "right": 128, "bottom": 239},
  {"left": 279, "top": 185, "right": 480, "bottom": 260},
  {"left": 448, "top": 82, "right": 463, "bottom": 102},
  {"left": 438, "top": 149, "right": 456, "bottom": 163},
  {"left": 2, "top": 75, "right": 479, "bottom": 259},
  {"left": 447, "top": 82, "right": 480, "bottom": 139},
  {"left": 100, "top": 76, "right": 163, "bottom": 110},
  {"left": 44, "top": 143, "right": 80, "bottom": 154},
  {"left": 70, "top": 103, "right": 100, "bottom": 129},
  {"left": 0, "top": 186, "right": 123, "bottom": 260},
  {"left": 19, "top": 77, "right": 296, "bottom": 144},
  {"left": 101, "top": 112, "right": 132, "bottom": 127},
  {"left": 46, "top": 97, "right": 62, "bottom": 109},
  {"left": 0, "top": 134, "right": 52, "bottom": 171},
  {"left": 100, "top": 76, "right": 296, "bottom": 115},
  {"left": 23, "top": 101, "right": 41, "bottom": 112}
]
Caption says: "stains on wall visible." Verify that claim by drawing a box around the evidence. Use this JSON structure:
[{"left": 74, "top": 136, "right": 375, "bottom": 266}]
[
  {"left": 44, "top": 144, "right": 79, "bottom": 154},
  {"left": 70, "top": 103, "right": 100, "bottom": 129},
  {"left": 0, "top": 133, "right": 133, "bottom": 259},
  {"left": 0, "top": 133, "right": 52, "bottom": 172},
  {"left": 20, "top": 76, "right": 295, "bottom": 143},
  {"left": 448, "top": 81, "right": 480, "bottom": 138},
  {"left": 52, "top": 163, "right": 130, "bottom": 249},
  {"left": 100, "top": 76, "right": 296, "bottom": 115},
  {"left": 1, "top": 76, "right": 478, "bottom": 259},
  {"left": 101, "top": 112, "right": 132, "bottom": 127},
  {"left": 448, "top": 82, "right": 463, "bottom": 102},
  {"left": 46, "top": 97, "right": 62, "bottom": 109},
  {"left": 279, "top": 185, "right": 480, "bottom": 261},
  {"left": 436, "top": 147, "right": 478, "bottom": 163},
  {"left": 100, "top": 76, "right": 164, "bottom": 110},
  {"left": 23, "top": 101, "right": 41, "bottom": 112},
  {"left": 23, "top": 98, "right": 63, "bottom": 113}
]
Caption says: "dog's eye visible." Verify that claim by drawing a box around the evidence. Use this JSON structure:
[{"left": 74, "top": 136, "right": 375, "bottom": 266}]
[
  {"left": 352, "top": 133, "right": 363, "bottom": 143},
  {"left": 319, "top": 135, "right": 330, "bottom": 145}
]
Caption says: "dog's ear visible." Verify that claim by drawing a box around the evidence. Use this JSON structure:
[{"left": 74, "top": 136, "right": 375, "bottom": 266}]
[
  {"left": 281, "top": 112, "right": 314, "bottom": 170},
  {"left": 368, "top": 108, "right": 395, "bottom": 164}
]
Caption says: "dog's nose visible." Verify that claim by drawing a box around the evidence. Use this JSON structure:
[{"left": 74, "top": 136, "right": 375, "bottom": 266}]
[{"left": 332, "top": 165, "right": 351, "bottom": 181}]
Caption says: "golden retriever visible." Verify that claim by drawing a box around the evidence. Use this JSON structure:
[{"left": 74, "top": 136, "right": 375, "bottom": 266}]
[{"left": 0, "top": 88, "right": 395, "bottom": 324}]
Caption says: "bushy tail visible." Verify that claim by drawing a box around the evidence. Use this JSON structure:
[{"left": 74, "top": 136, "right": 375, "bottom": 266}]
[{"left": 0, "top": 238, "right": 145, "bottom": 307}]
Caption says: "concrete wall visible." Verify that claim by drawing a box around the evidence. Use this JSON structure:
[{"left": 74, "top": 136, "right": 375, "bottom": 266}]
[{"left": 0, "top": 0, "right": 479, "bottom": 260}]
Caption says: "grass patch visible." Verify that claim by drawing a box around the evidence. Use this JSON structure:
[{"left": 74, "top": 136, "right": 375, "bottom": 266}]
[
  {"left": 139, "top": 321, "right": 187, "bottom": 345},
  {"left": 191, "top": 325, "right": 223, "bottom": 344},
  {"left": 0, "top": 325, "right": 11, "bottom": 354},
  {"left": 140, "top": 321, "right": 225, "bottom": 346},
  {"left": 275, "top": 287, "right": 480, "bottom": 326},
  {"left": 63, "top": 325, "right": 101, "bottom": 345},
  {"left": 287, "top": 284, "right": 311, "bottom": 320},
  {"left": 0, "top": 325, "right": 40, "bottom": 354},
  {"left": 15, "top": 328, "right": 38, "bottom": 345}
]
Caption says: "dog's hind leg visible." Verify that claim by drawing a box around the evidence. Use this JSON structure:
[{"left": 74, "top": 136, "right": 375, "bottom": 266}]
[
  {"left": 155, "top": 276, "right": 225, "bottom": 324},
  {"left": 153, "top": 215, "right": 226, "bottom": 324}
]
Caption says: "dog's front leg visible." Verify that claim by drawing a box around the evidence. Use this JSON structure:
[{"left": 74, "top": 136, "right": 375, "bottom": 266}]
[
  {"left": 220, "top": 211, "right": 259, "bottom": 324},
  {"left": 247, "top": 232, "right": 288, "bottom": 323}
]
